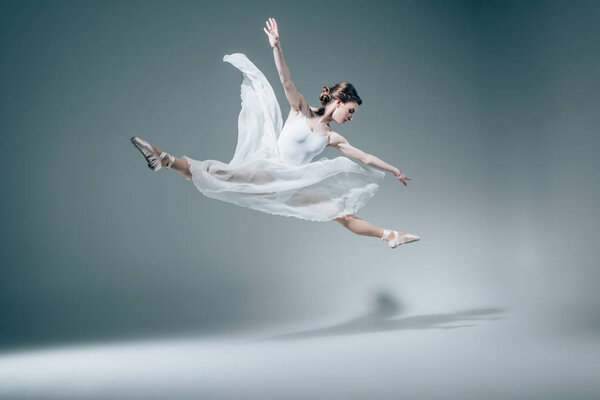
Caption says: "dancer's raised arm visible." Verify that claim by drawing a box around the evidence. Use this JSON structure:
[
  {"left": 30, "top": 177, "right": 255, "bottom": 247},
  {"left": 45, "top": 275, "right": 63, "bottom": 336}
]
[
  {"left": 328, "top": 132, "right": 412, "bottom": 186},
  {"left": 263, "top": 18, "right": 308, "bottom": 113}
]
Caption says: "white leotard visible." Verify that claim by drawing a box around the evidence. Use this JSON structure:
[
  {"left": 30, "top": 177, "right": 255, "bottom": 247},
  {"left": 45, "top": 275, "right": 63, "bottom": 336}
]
[{"left": 278, "top": 109, "right": 331, "bottom": 166}]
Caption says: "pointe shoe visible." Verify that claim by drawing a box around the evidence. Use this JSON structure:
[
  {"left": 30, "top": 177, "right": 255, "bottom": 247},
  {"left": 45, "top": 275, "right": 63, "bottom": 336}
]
[
  {"left": 382, "top": 229, "right": 421, "bottom": 249},
  {"left": 131, "top": 136, "right": 162, "bottom": 171}
]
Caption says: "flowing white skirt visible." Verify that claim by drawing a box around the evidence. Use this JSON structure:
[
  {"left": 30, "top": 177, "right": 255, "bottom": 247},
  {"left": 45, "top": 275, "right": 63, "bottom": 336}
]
[{"left": 182, "top": 53, "right": 385, "bottom": 222}]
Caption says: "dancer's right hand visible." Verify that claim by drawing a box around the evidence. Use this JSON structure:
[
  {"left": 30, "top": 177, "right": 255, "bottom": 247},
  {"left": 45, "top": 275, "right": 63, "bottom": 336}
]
[{"left": 263, "top": 17, "right": 280, "bottom": 49}]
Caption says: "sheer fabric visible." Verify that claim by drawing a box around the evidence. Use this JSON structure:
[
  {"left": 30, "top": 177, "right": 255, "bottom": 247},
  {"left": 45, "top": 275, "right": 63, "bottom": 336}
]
[{"left": 182, "top": 53, "right": 385, "bottom": 222}]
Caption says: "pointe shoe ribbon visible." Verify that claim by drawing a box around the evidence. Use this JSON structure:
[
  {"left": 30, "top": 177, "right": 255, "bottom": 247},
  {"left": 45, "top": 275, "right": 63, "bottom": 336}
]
[{"left": 382, "top": 229, "right": 421, "bottom": 249}]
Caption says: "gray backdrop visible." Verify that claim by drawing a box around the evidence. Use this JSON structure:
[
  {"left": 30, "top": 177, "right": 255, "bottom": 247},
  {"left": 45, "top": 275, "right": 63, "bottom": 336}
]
[{"left": 1, "top": 0, "right": 599, "bottom": 351}]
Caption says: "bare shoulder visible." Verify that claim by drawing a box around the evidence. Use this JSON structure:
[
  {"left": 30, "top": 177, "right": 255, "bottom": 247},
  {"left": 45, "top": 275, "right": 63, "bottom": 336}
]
[{"left": 326, "top": 131, "right": 348, "bottom": 147}]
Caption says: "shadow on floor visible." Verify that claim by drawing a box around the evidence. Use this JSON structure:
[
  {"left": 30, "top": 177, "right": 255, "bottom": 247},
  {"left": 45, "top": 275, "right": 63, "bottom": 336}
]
[{"left": 266, "top": 291, "right": 506, "bottom": 341}]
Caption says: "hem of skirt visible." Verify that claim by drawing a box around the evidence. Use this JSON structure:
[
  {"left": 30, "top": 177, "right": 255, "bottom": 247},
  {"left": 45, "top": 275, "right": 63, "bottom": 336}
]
[
  {"left": 195, "top": 190, "right": 380, "bottom": 222},
  {"left": 182, "top": 155, "right": 385, "bottom": 195},
  {"left": 182, "top": 155, "right": 381, "bottom": 222}
]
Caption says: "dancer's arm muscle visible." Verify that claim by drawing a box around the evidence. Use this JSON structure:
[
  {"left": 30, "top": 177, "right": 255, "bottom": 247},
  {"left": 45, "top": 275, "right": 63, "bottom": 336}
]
[
  {"left": 264, "top": 18, "right": 307, "bottom": 112},
  {"left": 273, "top": 47, "right": 307, "bottom": 112}
]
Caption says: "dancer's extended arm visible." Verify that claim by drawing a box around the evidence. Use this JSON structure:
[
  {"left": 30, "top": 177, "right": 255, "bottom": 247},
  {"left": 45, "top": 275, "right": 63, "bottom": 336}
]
[
  {"left": 263, "top": 18, "right": 307, "bottom": 112},
  {"left": 328, "top": 132, "right": 412, "bottom": 186}
]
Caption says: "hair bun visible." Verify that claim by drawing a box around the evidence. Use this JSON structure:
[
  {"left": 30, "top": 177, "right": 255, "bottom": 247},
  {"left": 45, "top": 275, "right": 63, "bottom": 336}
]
[
  {"left": 319, "top": 86, "right": 332, "bottom": 105},
  {"left": 317, "top": 82, "right": 362, "bottom": 107}
]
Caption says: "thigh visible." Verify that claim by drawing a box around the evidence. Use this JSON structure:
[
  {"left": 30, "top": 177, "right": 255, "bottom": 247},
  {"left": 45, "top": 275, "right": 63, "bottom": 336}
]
[
  {"left": 285, "top": 187, "right": 329, "bottom": 207},
  {"left": 208, "top": 164, "right": 274, "bottom": 184},
  {"left": 285, "top": 188, "right": 343, "bottom": 217}
]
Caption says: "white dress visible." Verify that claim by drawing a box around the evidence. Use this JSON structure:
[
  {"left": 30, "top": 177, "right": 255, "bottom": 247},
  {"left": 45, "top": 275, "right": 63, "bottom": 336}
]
[{"left": 182, "top": 53, "right": 385, "bottom": 222}]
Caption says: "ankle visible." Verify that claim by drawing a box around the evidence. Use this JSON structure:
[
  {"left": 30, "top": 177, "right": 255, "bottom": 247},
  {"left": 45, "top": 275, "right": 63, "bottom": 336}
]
[
  {"left": 381, "top": 229, "right": 392, "bottom": 241},
  {"left": 159, "top": 152, "right": 175, "bottom": 169},
  {"left": 381, "top": 230, "right": 407, "bottom": 242},
  {"left": 159, "top": 152, "right": 168, "bottom": 167}
]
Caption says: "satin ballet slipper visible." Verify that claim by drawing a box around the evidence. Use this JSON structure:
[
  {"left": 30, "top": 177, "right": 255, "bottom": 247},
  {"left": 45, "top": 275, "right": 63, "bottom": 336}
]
[
  {"left": 131, "top": 136, "right": 162, "bottom": 171},
  {"left": 381, "top": 229, "right": 421, "bottom": 249}
]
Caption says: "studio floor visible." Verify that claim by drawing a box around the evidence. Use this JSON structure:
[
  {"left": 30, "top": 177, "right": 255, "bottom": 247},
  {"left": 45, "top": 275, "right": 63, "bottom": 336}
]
[{"left": 1, "top": 309, "right": 599, "bottom": 400}]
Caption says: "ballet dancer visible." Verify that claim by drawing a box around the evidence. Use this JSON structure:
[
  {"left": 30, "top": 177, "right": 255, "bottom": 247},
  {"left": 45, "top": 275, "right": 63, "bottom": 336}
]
[{"left": 131, "top": 18, "right": 420, "bottom": 249}]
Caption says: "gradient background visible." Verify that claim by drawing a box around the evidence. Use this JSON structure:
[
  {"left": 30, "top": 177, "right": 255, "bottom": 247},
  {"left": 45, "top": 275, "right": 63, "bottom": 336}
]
[{"left": 1, "top": 0, "right": 599, "bottom": 399}]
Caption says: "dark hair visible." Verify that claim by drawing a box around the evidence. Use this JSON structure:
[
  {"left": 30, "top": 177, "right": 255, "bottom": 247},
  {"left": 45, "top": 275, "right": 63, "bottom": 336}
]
[{"left": 319, "top": 82, "right": 362, "bottom": 106}]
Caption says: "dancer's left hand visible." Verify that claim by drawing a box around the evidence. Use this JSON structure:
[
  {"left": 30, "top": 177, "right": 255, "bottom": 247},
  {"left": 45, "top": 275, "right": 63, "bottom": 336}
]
[{"left": 395, "top": 170, "right": 411, "bottom": 186}]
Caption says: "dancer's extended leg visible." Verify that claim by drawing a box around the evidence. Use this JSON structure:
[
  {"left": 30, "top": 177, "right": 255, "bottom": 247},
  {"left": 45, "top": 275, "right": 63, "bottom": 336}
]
[
  {"left": 334, "top": 214, "right": 386, "bottom": 239},
  {"left": 207, "top": 164, "right": 275, "bottom": 185},
  {"left": 334, "top": 214, "right": 420, "bottom": 248},
  {"left": 132, "top": 137, "right": 275, "bottom": 190},
  {"left": 151, "top": 144, "right": 192, "bottom": 180}
]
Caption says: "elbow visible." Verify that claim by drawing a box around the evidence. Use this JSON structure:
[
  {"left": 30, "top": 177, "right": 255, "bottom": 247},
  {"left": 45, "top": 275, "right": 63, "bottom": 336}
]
[{"left": 282, "top": 80, "right": 294, "bottom": 90}]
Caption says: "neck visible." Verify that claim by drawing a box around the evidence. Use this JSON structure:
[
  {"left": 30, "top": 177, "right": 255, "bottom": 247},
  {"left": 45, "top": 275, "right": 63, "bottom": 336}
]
[{"left": 317, "top": 102, "right": 337, "bottom": 124}]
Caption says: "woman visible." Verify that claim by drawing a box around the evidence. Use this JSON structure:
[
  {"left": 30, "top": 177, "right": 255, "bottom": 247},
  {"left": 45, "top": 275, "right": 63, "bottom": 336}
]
[{"left": 131, "top": 18, "right": 420, "bottom": 249}]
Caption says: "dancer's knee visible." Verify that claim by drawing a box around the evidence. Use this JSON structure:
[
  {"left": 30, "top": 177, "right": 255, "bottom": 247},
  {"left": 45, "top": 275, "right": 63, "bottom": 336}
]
[
  {"left": 207, "top": 164, "right": 232, "bottom": 181},
  {"left": 334, "top": 213, "right": 355, "bottom": 225},
  {"left": 207, "top": 164, "right": 219, "bottom": 175}
]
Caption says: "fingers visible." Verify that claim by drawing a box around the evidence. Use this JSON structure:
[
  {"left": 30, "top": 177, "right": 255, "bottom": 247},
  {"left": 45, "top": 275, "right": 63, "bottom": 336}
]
[
  {"left": 397, "top": 176, "right": 410, "bottom": 186},
  {"left": 265, "top": 17, "right": 278, "bottom": 32}
]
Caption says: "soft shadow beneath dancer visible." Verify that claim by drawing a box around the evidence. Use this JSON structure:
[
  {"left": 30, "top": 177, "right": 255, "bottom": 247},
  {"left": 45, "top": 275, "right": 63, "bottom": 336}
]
[{"left": 266, "top": 292, "right": 506, "bottom": 341}]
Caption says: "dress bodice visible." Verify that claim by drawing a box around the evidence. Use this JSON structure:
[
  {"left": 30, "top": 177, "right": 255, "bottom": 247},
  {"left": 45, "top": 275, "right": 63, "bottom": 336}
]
[{"left": 278, "top": 112, "right": 330, "bottom": 166}]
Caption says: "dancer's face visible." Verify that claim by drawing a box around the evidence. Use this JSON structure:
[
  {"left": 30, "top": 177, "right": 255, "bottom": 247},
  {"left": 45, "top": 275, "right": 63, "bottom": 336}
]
[{"left": 332, "top": 100, "right": 359, "bottom": 125}]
